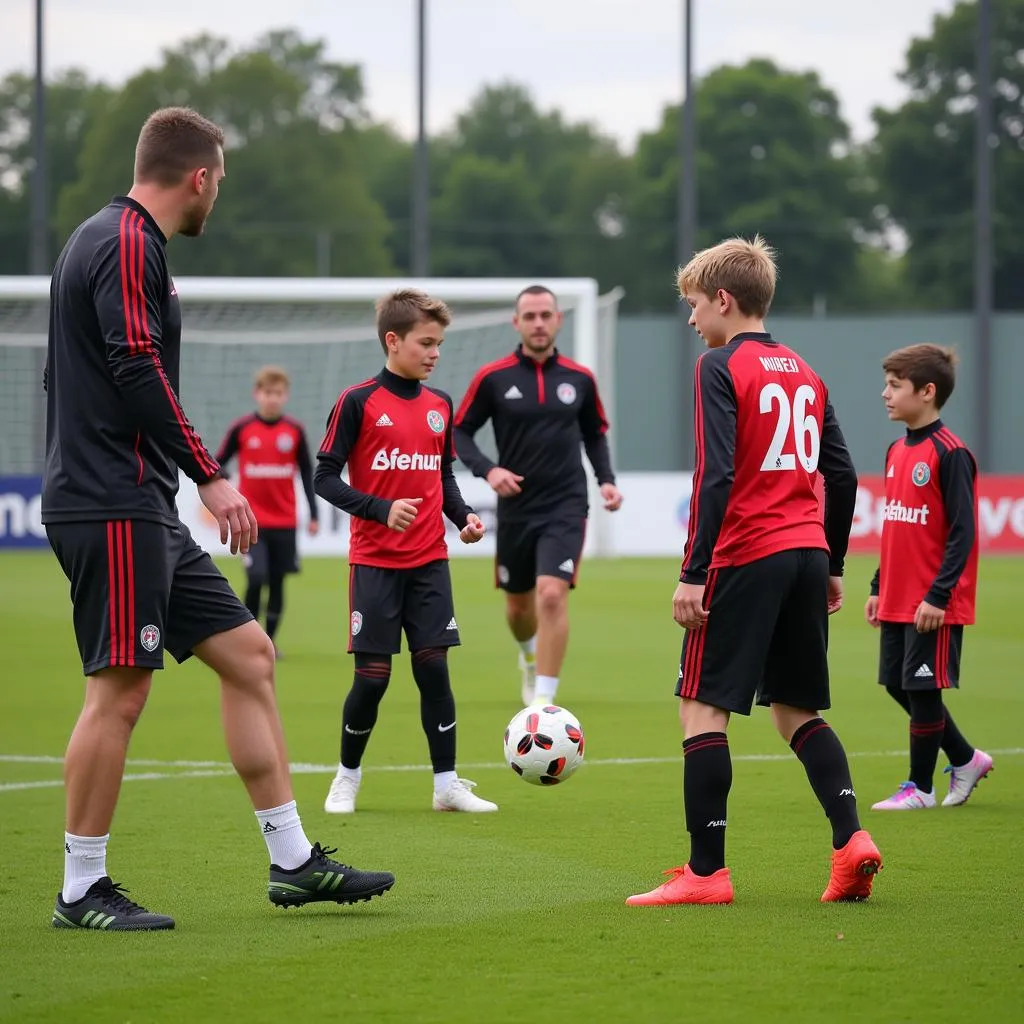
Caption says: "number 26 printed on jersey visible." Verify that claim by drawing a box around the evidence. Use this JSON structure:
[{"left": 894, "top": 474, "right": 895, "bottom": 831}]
[{"left": 759, "top": 383, "right": 821, "bottom": 473}]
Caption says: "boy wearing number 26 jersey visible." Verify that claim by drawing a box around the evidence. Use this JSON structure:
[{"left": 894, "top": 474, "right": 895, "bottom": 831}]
[{"left": 627, "top": 235, "right": 880, "bottom": 909}]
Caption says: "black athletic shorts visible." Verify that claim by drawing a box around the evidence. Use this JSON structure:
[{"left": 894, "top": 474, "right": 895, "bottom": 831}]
[
  {"left": 46, "top": 519, "right": 254, "bottom": 676},
  {"left": 878, "top": 621, "right": 964, "bottom": 690},
  {"left": 495, "top": 514, "right": 586, "bottom": 594},
  {"left": 242, "top": 527, "right": 299, "bottom": 583},
  {"left": 675, "top": 547, "right": 831, "bottom": 715},
  {"left": 347, "top": 559, "right": 460, "bottom": 655}
]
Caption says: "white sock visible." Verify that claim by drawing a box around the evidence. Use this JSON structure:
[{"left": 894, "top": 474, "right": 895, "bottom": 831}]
[
  {"left": 62, "top": 832, "right": 109, "bottom": 903},
  {"left": 337, "top": 764, "right": 362, "bottom": 783},
  {"left": 518, "top": 637, "right": 536, "bottom": 659},
  {"left": 434, "top": 770, "right": 457, "bottom": 797},
  {"left": 255, "top": 800, "right": 313, "bottom": 871},
  {"left": 535, "top": 675, "right": 558, "bottom": 701}
]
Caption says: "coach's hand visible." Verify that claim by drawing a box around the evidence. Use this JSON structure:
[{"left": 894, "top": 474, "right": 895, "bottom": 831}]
[
  {"left": 486, "top": 466, "right": 524, "bottom": 497},
  {"left": 308, "top": 520, "right": 321, "bottom": 536},
  {"left": 673, "top": 582, "right": 709, "bottom": 631},
  {"left": 460, "top": 513, "right": 485, "bottom": 544},
  {"left": 600, "top": 483, "right": 623, "bottom": 511},
  {"left": 198, "top": 477, "right": 258, "bottom": 555},
  {"left": 914, "top": 599, "right": 945, "bottom": 633},
  {"left": 864, "top": 595, "right": 880, "bottom": 627},
  {"left": 827, "top": 576, "right": 845, "bottom": 615},
  {"left": 388, "top": 497, "right": 422, "bottom": 532}
]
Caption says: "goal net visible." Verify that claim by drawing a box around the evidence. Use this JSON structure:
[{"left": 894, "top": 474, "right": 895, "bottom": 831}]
[{"left": 0, "top": 276, "right": 624, "bottom": 553}]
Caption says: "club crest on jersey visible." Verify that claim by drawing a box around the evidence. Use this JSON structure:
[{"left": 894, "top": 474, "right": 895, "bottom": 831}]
[
  {"left": 351, "top": 611, "right": 363, "bottom": 636},
  {"left": 276, "top": 433, "right": 294, "bottom": 453},
  {"left": 140, "top": 624, "right": 160, "bottom": 652},
  {"left": 557, "top": 382, "right": 576, "bottom": 405},
  {"left": 426, "top": 409, "right": 445, "bottom": 434},
  {"left": 912, "top": 462, "right": 931, "bottom": 487}
]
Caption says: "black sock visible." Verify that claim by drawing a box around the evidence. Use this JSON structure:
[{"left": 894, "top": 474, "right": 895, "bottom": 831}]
[
  {"left": 887, "top": 683, "right": 973, "bottom": 769},
  {"left": 244, "top": 579, "right": 262, "bottom": 620},
  {"left": 682, "top": 732, "right": 731, "bottom": 876},
  {"left": 340, "top": 654, "right": 392, "bottom": 769},
  {"left": 790, "top": 718, "right": 861, "bottom": 850},
  {"left": 939, "top": 709, "right": 975, "bottom": 768},
  {"left": 411, "top": 648, "right": 456, "bottom": 774},
  {"left": 908, "top": 690, "right": 945, "bottom": 793},
  {"left": 265, "top": 574, "right": 284, "bottom": 642},
  {"left": 885, "top": 683, "right": 911, "bottom": 714}
]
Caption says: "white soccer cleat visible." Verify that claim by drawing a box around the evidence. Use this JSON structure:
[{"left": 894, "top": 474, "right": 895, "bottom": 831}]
[
  {"left": 518, "top": 651, "right": 537, "bottom": 706},
  {"left": 432, "top": 777, "right": 498, "bottom": 813},
  {"left": 324, "top": 773, "right": 360, "bottom": 814},
  {"left": 942, "top": 749, "right": 994, "bottom": 807},
  {"left": 871, "top": 782, "right": 936, "bottom": 811}
]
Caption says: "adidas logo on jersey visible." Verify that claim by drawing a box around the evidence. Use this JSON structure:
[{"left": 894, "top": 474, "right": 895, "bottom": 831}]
[
  {"left": 446, "top": 618, "right": 458, "bottom": 630},
  {"left": 914, "top": 664, "right": 933, "bottom": 678},
  {"left": 881, "top": 499, "right": 930, "bottom": 525},
  {"left": 887, "top": 464, "right": 895, "bottom": 478},
  {"left": 558, "top": 558, "right": 575, "bottom": 574},
  {"left": 376, "top": 413, "right": 394, "bottom": 427},
  {"left": 504, "top": 386, "right": 523, "bottom": 399},
  {"left": 370, "top": 447, "right": 442, "bottom": 471}
]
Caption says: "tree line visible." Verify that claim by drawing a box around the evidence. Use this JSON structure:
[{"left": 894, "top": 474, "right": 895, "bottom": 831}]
[{"left": 0, "top": 0, "right": 1021, "bottom": 313}]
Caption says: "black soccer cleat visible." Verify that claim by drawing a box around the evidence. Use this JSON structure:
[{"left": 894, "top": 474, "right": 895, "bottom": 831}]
[
  {"left": 267, "top": 842, "right": 395, "bottom": 908},
  {"left": 52, "top": 876, "right": 175, "bottom": 931}
]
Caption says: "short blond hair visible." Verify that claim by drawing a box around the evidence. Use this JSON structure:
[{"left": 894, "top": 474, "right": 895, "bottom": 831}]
[
  {"left": 375, "top": 289, "right": 452, "bottom": 352},
  {"left": 677, "top": 235, "right": 778, "bottom": 318},
  {"left": 253, "top": 365, "right": 290, "bottom": 390}
]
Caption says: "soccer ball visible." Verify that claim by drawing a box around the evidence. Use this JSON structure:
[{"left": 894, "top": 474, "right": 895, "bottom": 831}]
[{"left": 503, "top": 704, "right": 585, "bottom": 785}]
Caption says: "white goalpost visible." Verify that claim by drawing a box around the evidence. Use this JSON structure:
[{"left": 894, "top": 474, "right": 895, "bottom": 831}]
[{"left": 0, "top": 275, "right": 624, "bottom": 556}]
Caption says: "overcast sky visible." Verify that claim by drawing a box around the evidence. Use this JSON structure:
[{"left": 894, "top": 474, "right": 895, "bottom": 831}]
[{"left": 2, "top": 0, "right": 955, "bottom": 148}]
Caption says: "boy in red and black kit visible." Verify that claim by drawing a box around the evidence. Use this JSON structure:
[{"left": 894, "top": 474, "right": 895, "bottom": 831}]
[
  {"left": 866, "top": 344, "right": 993, "bottom": 810},
  {"left": 216, "top": 366, "right": 319, "bottom": 655},
  {"left": 314, "top": 289, "right": 498, "bottom": 816}
]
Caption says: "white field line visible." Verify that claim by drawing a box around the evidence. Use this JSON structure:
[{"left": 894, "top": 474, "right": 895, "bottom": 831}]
[{"left": 1, "top": 748, "right": 1021, "bottom": 793}]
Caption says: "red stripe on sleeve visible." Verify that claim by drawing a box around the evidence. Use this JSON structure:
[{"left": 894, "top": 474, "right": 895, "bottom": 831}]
[
  {"left": 454, "top": 354, "right": 518, "bottom": 426},
  {"left": 118, "top": 209, "right": 138, "bottom": 355},
  {"left": 320, "top": 379, "right": 375, "bottom": 454},
  {"left": 125, "top": 215, "right": 219, "bottom": 478}
]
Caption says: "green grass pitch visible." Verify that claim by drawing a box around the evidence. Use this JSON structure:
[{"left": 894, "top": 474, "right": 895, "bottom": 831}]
[{"left": 1, "top": 552, "right": 1021, "bottom": 1023}]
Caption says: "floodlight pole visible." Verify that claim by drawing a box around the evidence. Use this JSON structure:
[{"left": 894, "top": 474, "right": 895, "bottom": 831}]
[
  {"left": 412, "top": 0, "right": 430, "bottom": 276},
  {"left": 30, "top": 0, "right": 48, "bottom": 274},
  {"left": 974, "top": 0, "right": 993, "bottom": 469},
  {"left": 677, "top": 0, "right": 697, "bottom": 468}
]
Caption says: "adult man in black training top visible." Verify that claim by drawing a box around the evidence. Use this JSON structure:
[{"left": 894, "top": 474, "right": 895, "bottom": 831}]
[
  {"left": 454, "top": 285, "right": 623, "bottom": 707},
  {"left": 42, "top": 106, "right": 393, "bottom": 931}
]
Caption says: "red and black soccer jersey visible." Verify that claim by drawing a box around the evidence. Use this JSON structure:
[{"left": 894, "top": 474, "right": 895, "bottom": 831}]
[
  {"left": 314, "top": 369, "right": 473, "bottom": 569},
  {"left": 42, "top": 196, "right": 220, "bottom": 526},
  {"left": 680, "top": 333, "right": 858, "bottom": 584},
  {"left": 216, "top": 414, "right": 317, "bottom": 530},
  {"left": 871, "top": 421, "right": 978, "bottom": 625},
  {"left": 453, "top": 346, "right": 615, "bottom": 520}
]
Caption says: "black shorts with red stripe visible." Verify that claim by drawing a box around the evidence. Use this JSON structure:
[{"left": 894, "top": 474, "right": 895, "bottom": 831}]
[
  {"left": 46, "top": 519, "right": 253, "bottom": 676},
  {"left": 675, "top": 547, "right": 831, "bottom": 715},
  {"left": 878, "top": 621, "right": 964, "bottom": 691}
]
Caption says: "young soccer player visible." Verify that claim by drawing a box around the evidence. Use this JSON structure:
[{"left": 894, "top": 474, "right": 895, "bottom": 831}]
[
  {"left": 454, "top": 285, "right": 622, "bottom": 707},
  {"left": 42, "top": 107, "right": 393, "bottom": 930},
  {"left": 216, "top": 366, "right": 319, "bottom": 656},
  {"left": 866, "top": 344, "right": 992, "bottom": 810},
  {"left": 627, "top": 236, "right": 882, "bottom": 907},
  {"left": 314, "top": 289, "right": 498, "bottom": 815}
]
